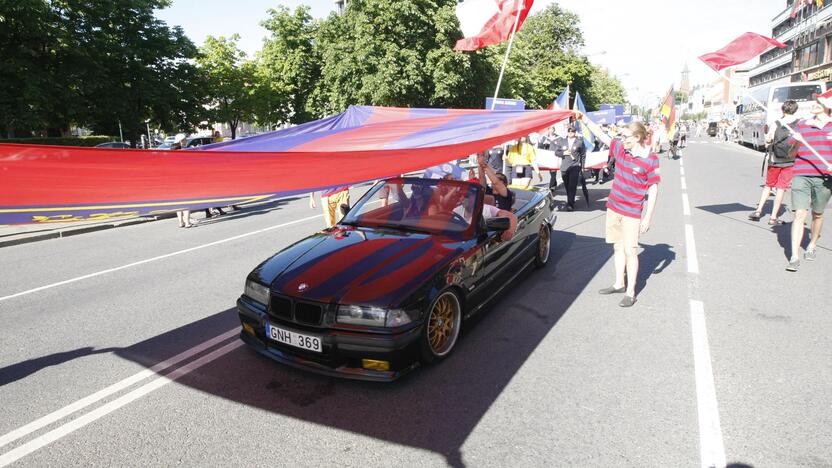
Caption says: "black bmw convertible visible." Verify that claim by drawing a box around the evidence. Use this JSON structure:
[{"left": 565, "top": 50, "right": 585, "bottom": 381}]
[{"left": 237, "top": 176, "right": 556, "bottom": 381}]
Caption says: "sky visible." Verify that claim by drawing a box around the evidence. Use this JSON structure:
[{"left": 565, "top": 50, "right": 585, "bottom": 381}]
[{"left": 155, "top": 0, "right": 788, "bottom": 109}]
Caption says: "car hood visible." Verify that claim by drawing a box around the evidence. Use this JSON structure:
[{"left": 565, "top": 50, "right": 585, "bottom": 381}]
[{"left": 257, "top": 226, "right": 463, "bottom": 307}]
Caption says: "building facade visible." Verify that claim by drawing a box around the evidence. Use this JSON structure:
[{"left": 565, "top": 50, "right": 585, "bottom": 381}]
[{"left": 749, "top": 0, "right": 832, "bottom": 88}]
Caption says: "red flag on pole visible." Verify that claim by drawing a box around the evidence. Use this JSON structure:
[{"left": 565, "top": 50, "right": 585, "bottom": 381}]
[
  {"left": 454, "top": 0, "right": 534, "bottom": 51},
  {"left": 698, "top": 32, "right": 786, "bottom": 72}
]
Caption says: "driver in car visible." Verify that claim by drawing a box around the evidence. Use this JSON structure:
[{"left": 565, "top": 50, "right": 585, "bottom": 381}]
[{"left": 434, "top": 173, "right": 517, "bottom": 241}]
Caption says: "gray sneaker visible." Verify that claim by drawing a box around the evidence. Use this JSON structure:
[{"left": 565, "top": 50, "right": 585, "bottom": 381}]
[
  {"left": 786, "top": 259, "right": 800, "bottom": 272},
  {"left": 618, "top": 296, "right": 637, "bottom": 307},
  {"left": 804, "top": 249, "right": 817, "bottom": 261}
]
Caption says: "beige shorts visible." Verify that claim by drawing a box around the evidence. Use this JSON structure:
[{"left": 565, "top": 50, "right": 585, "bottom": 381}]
[{"left": 605, "top": 210, "right": 640, "bottom": 248}]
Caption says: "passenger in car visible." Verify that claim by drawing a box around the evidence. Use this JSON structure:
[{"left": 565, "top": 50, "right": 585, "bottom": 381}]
[{"left": 476, "top": 153, "right": 515, "bottom": 211}]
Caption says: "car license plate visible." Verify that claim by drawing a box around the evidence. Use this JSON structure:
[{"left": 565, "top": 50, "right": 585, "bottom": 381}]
[{"left": 265, "top": 322, "right": 322, "bottom": 353}]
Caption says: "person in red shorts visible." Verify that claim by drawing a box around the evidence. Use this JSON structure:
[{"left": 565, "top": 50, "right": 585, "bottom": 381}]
[{"left": 749, "top": 100, "right": 798, "bottom": 225}]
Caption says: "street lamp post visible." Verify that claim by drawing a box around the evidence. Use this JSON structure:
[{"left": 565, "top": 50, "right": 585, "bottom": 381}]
[{"left": 145, "top": 119, "right": 151, "bottom": 149}]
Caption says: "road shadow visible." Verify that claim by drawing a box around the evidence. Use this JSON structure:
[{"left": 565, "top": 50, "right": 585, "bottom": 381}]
[
  {"left": 635, "top": 243, "right": 676, "bottom": 296},
  {"left": 0, "top": 347, "right": 121, "bottom": 387},
  {"left": 192, "top": 199, "right": 294, "bottom": 227},
  {"left": 94, "top": 231, "right": 612, "bottom": 467},
  {"left": 772, "top": 221, "right": 822, "bottom": 260},
  {"left": 697, "top": 202, "right": 757, "bottom": 216}
]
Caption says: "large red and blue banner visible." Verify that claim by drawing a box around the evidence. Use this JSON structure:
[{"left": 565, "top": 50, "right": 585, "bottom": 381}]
[{"left": 0, "top": 105, "right": 571, "bottom": 224}]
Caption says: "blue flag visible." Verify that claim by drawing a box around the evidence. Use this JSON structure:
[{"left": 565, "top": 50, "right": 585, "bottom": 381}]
[
  {"left": 552, "top": 87, "right": 569, "bottom": 110},
  {"left": 573, "top": 92, "right": 594, "bottom": 149}
]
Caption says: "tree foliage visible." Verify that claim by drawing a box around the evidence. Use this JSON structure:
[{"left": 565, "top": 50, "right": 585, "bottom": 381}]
[
  {"left": 255, "top": 6, "right": 321, "bottom": 126},
  {"left": 308, "top": 0, "right": 491, "bottom": 116},
  {"left": 585, "top": 67, "right": 627, "bottom": 110},
  {"left": 197, "top": 34, "right": 256, "bottom": 139},
  {"left": 0, "top": 0, "right": 204, "bottom": 142}
]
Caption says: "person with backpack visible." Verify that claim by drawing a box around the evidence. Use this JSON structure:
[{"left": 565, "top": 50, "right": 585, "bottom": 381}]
[{"left": 749, "top": 100, "right": 799, "bottom": 225}]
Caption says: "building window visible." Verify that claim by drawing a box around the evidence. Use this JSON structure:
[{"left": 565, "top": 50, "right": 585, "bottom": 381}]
[{"left": 798, "top": 41, "right": 825, "bottom": 70}]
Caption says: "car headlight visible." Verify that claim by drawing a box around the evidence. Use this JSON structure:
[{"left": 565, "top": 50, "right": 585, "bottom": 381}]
[
  {"left": 244, "top": 280, "right": 270, "bottom": 306},
  {"left": 336, "top": 305, "right": 413, "bottom": 327}
]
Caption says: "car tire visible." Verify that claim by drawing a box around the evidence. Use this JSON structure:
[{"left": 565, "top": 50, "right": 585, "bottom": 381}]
[
  {"left": 419, "top": 289, "right": 462, "bottom": 364},
  {"left": 534, "top": 224, "right": 551, "bottom": 268}
]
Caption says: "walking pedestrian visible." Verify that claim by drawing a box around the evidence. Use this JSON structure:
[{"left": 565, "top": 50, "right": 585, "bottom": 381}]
[
  {"left": 749, "top": 100, "right": 798, "bottom": 226},
  {"left": 505, "top": 136, "right": 543, "bottom": 189},
  {"left": 321, "top": 186, "right": 351, "bottom": 228},
  {"left": 576, "top": 113, "right": 661, "bottom": 307},
  {"left": 785, "top": 92, "right": 832, "bottom": 271},
  {"left": 555, "top": 125, "right": 587, "bottom": 211}
]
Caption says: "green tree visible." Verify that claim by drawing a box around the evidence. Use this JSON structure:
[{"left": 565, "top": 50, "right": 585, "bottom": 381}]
[
  {"left": 584, "top": 66, "right": 627, "bottom": 110},
  {"left": 57, "top": 0, "right": 206, "bottom": 144},
  {"left": 0, "top": 0, "right": 74, "bottom": 137},
  {"left": 255, "top": 6, "right": 321, "bottom": 126},
  {"left": 198, "top": 34, "right": 257, "bottom": 140},
  {"left": 0, "top": 0, "right": 206, "bottom": 143},
  {"left": 308, "top": 0, "right": 490, "bottom": 116}
]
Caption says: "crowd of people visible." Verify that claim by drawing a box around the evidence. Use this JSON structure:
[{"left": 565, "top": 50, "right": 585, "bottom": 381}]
[{"left": 747, "top": 94, "right": 832, "bottom": 271}]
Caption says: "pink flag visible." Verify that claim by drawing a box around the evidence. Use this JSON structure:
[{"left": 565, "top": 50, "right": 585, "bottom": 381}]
[
  {"left": 698, "top": 32, "right": 786, "bottom": 72},
  {"left": 454, "top": 0, "right": 534, "bottom": 51}
]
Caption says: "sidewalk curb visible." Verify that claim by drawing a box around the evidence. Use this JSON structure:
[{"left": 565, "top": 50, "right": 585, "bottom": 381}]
[{"left": 0, "top": 214, "right": 174, "bottom": 249}]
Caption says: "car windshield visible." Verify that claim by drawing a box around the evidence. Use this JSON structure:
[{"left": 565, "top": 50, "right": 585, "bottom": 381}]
[
  {"left": 342, "top": 178, "right": 480, "bottom": 236},
  {"left": 772, "top": 85, "right": 822, "bottom": 103}
]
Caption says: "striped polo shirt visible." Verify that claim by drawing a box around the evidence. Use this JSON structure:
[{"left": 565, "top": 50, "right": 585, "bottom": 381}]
[
  {"left": 606, "top": 139, "right": 661, "bottom": 219},
  {"left": 788, "top": 118, "right": 832, "bottom": 177}
]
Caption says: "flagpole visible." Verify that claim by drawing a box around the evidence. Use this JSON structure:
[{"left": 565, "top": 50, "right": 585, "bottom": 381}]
[
  {"left": 716, "top": 69, "right": 832, "bottom": 170},
  {"left": 490, "top": 0, "right": 524, "bottom": 110}
]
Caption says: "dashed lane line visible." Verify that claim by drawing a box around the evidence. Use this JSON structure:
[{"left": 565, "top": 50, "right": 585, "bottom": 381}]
[
  {"left": 690, "top": 300, "right": 727, "bottom": 468},
  {"left": 680, "top": 158, "right": 726, "bottom": 467}
]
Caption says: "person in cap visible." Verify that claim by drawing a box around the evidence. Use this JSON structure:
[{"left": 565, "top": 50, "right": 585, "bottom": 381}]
[
  {"left": 784, "top": 90, "right": 832, "bottom": 271},
  {"left": 554, "top": 125, "right": 587, "bottom": 211}
]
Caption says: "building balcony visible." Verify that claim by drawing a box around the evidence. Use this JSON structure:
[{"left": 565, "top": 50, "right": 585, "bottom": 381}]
[{"left": 749, "top": 52, "right": 792, "bottom": 78}]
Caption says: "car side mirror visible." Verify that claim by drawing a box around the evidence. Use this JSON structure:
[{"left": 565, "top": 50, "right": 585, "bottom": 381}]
[
  {"left": 485, "top": 217, "right": 510, "bottom": 231},
  {"left": 340, "top": 204, "right": 350, "bottom": 217}
]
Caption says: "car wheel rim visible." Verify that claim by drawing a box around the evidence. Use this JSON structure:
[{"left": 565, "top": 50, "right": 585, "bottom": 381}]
[
  {"left": 538, "top": 226, "right": 550, "bottom": 263},
  {"left": 427, "top": 292, "right": 461, "bottom": 357}
]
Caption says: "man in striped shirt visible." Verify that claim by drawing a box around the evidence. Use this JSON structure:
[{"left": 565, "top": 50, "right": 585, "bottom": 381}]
[
  {"left": 577, "top": 113, "right": 661, "bottom": 307},
  {"left": 785, "top": 91, "right": 832, "bottom": 271}
]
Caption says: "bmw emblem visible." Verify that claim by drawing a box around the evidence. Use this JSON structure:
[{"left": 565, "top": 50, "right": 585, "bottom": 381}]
[{"left": 298, "top": 283, "right": 308, "bottom": 292}]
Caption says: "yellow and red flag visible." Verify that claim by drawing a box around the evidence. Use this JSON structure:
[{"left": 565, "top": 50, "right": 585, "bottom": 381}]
[{"left": 659, "top": 87, "right": 676, "bottom": 136}]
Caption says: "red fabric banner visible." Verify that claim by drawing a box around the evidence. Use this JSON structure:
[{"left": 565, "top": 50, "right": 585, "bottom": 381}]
[
  {"left": 0, "top": 106, "right": 572, "bottom": 224},
  {"left": 698, "top": 32, "right": 786, "bottom": 72}
]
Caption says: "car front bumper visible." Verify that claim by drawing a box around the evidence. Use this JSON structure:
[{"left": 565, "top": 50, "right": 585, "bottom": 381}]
[{"left": 237, "top": 297, "right": 422, "bottom": 382}]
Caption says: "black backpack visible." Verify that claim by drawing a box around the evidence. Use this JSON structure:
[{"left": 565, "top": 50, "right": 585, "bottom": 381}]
[{"left": 769, "top": 121, "right": 796, "bottom": 163}]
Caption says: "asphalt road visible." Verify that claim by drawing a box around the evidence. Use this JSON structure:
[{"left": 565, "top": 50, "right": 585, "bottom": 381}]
[{"left": 0, "top": 136, "right": 830, "bottom": 467}]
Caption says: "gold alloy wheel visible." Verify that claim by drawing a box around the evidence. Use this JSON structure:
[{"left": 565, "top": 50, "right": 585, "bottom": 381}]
[
  {"left": 427, "top": 292, "right": 461, "bottom": 356},
  {"left": 538, "top": 225, "right": 550, "bottom": 264}
]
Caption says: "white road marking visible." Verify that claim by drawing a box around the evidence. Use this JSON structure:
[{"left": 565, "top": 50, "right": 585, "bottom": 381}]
[
  {"left": 0, "top": 329, "right": 238, "bottom": 449},
  {"left": 681, "top": 177, "right": 687, "bottom": 190},
  {"left": 682, "top": 193, "right": 691, "bottom": 217},
  {"left": 0, "top": 340, "right": 243, "bottom": 467},
  {"left": 679, "top": 158, "right": 684, "bottom": 168},
  {"left": 680, "top": 167, "right": 685, "bottom": 176},
  {"left": 0, "top": 215, "right": 322, "bottom": 303},
  {"left": 690, "top": 300, "right": 726, "bottom": 468},
  {"left": 685, "top": 224, "right": 699, "bottom": 274}
]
